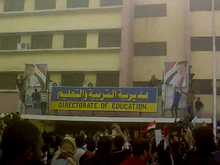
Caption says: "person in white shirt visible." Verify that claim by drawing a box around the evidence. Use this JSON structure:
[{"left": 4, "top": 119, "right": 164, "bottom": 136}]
[{"left": 73, "top": 136, "right": 85, "bottom": 165}]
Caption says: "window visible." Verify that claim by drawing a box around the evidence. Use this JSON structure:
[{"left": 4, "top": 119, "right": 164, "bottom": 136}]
[
  {"left": 64, "top": 33, "right": 87, "bottom": 48},
  {"left": 35, "top": 0, "right": 56, "bottom": 10},
  {"left": 96, "top": 72, "right": 119, "bottom": 87},
  {"left": 134, "top": 42, "right": 167, "bottom": 56},
  {"left": 0, "top": 73, "right": 17, "bottom": 89},
  {"left": 191, "top": 37, "right": 220, "bottom": 51},
  {"left": 98, "top": 32, "right": 121, "bottom": 47},
  {"left": 133, "top": 81, "right": 151, "bottom": 87},
  {"left": 100, "top": 0, "right": 122, "bottom": 6},
  {"left": 135, "top": 4, "right": 167, "bottom": 19},
  {"left": 31, "top": 34, "right": 53, "bottom": 49},
  {"left": 4, "top": 0, "right": 25, "bottom": 12},
  {"left": 190, "top": 0, "right": 220, "bottom": 11},
  {"left": 192, "top": 80, "right": 213, "bottom": 94},
  {"left": 0, "top": 35, "right": 21, "bottom": 50},
  {"left": 67, "top": 0, "right": 89, "bottom": 8},
  {"left": 61, "top": 73, "right": 85, "bottom": 86}
]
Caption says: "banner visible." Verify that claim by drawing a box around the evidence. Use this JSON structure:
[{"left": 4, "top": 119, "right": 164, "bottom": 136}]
[
  {"left": 24, "top": 64, "right": 47, "bottom": 106},
  {"left": 51, "top": 87, "right": 158, "bottom": 112},
  {"left": 162, "top": 60, "right": 188, "bottom": 110}
]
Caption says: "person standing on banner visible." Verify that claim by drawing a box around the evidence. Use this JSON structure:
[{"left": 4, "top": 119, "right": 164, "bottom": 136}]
[
  {"left": 170, "top": 90, "right": 182, "bottom": 122},
  {"left": 16, "top": 75, "right": 27, "bottom": 114},
  {"left": 16, "top": 75, "right": 26, "bottom": 92},
  {"left": 32, "top": 89, "right": 41, "bottom": 115},
  {"left": 195, "top": 97, "right": 204, "bottom": 118},
  {"left": 182, "top": 90, "right": 195, "bottom": 119},
  {"left": 17, "top": 90, "right": 26, "bottom": 114},
  {"left": 41, "top": 92, "right": 47, "bottom": 115}
]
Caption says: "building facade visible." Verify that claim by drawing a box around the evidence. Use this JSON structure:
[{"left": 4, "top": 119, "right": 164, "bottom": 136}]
[{"left": 0, "top": 0, "right": 219, "bottom": 119}]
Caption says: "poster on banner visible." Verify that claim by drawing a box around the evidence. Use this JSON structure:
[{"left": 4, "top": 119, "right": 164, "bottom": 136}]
[
  {"left": 162, "top": 60, "right": 189, "bottom": 110},
  {"left": 24, "top": 64, "right": 47, "bottom": 106},
  {"left": 51, "top": 87, "right": 158, "bottom": 112}
]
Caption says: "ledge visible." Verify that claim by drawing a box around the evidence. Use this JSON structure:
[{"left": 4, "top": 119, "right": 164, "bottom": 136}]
[
  {"left": 0, "top": 6, "right": 122, "bottom": 17},
  {"left": 21, "top": 114, "right": 212, "bottom": 123},
  {"left": 0, "top": 89, "right": 18, "bottom": 93},
  {"left": 0, "top": 47, "right": 121, "bottom": 53},
  {"left": 0, "top": 27, "right": 122, "bottom": 35}
]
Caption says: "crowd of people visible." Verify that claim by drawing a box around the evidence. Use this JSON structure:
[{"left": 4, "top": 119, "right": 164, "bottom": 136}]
[{"left": 0, "top": 113, "right": 220, "bottom": 165}]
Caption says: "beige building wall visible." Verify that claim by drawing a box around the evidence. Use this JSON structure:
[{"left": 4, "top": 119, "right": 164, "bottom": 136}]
[
  {"left": 52, "top": 33, "right": 64, "bottom": 49},
  {"left": 0, "top": 11, "right": 121, "bottom": 33},
  {"left": 56, "top": 0, "right": 67, "bottom": 10},
  {"left": 0, "top": 52, "right": 120, "bottom": 71},
  {"left": 89, "top": 0, "right": 100, "bottom": 8},
  {"left": 24, "top": 0, "right": 35, "bottom": 11},
  {"left": 87, "top": 32, "right": 99, "bottom": 49},
  {"left": 134, "top": 0, "right": 187, "bottom": 81}
]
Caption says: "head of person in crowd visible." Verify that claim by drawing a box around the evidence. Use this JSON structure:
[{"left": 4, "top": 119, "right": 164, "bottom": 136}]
[
  {"left": 86, "top": 138, "right": 96, "bottom": 153},
  {"left": 194, "top": 127, "right": 216, "bottom": 155},
  {"left": 58, "top": 137, "right": 76, "bottom": 160},
  {"left": 113, "top": 135, "right": 124, "bottom": 150},
  {"left": 132, "top": 139, "right": 151, "bottom": 161},
  {"left": 75, "top": 135, "right": 85, "bottom": 148},
  {"left": 98, "top": 136, "right": 112, "bottom": 153},
  {"left": 218, "top": 138, "right": 220, "bottom": 150},
  {"left": 1, "top": 120, "right": 43, "bottom": 165},
  {"left": 79, "top": 138, "right": 96, "bottom": 165}
]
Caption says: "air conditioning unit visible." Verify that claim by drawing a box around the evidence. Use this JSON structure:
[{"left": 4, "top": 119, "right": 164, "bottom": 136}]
[
  {"left": 49, "top": 82, "right": 59, "bottom": 90},
  {"left": 83, "top": 81, "right": 96, "bottom": 87},
  {"left": 17, "top": 42, "right": 29, "bottom": 50}
]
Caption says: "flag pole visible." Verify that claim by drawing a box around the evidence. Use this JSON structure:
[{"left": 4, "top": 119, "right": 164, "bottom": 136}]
[{"left": 212, "top": 0, "right": 217, "bottom": 137}]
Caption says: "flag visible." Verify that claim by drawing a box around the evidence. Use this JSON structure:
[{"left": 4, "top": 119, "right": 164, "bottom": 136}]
[
  {"left": 142, "top": 121, "right": 156, "bottom": 134},
  {"left": 164, "top": 126, "right": 169, "bottom": 150},
  {"left": 155, "top": 129, "right": 162, "bottom": 146},
  {"left": 164, "top": 126, "right": 174, "bottom": 165},
  {"left": 191, "top": 116, "right": 198, "bottom": 127}
]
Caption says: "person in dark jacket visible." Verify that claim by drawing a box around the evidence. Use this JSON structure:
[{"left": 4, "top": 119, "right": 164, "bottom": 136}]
[
  {"left": 83, "top": 136, "right": 115, "bottom": 165},
  {"left": 79, "top": 138, "right": 96, "bottom": 165},
  {"left": 121, "top": 139, "right": 151, "bottom": 165},
  {"left": 112, "top": 136, "right": 131, "bottom": 164},
  {"left": 195, "top": 97, "right": 204, "bottom": 118},
  {"left": 183, "top": 127, "right": 220, "bottom": 165},
  {"left": 171, "top": 91, "right": 182, "bottom": 121}
]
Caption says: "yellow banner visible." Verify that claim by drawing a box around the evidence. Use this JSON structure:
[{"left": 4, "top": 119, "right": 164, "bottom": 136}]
[{"left": 51, "top": 101, "right": 157, "bottom": 112}]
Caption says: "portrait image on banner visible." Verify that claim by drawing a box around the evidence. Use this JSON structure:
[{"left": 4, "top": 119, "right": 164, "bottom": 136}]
[
  {"left": 162, "top": 60, "right": 189, "bottom": 110},
  {"left": 24, "top": 64, "right": 47, "bottom": 106}
]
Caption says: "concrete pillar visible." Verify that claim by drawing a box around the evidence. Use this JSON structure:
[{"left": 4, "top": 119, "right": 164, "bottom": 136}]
[
  {"left": 50, "top": 73, "right": 61, "bottom": 84},
  {"left": 87, "top": 32, "right": 98, "bottom": 49},
  {"left": 184, "top": 0, "right": 191, "bottom": 64},
  {"left": 85, "top": 73, "right": 97, "bottom": 85},
  {"left": 24, "top": 0, "right": 35, "bottom": 11},
  {"left": 119, "top": 0, "right": 135, "bottom": 87},
  {"left": 52, "top": 33, "right": 64, "bottom": 49},
  {"left": 0, "top": 0, "right": 4, "bottom": 12},
  {"left": 89, "top": 0, "right": 100, "bottom": 8},
  {"left": 56, "top": 0, "right": 67, "bottom": 10},
  {"left": 21, "top": 35, "right": 32, "bottom": 48}
]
